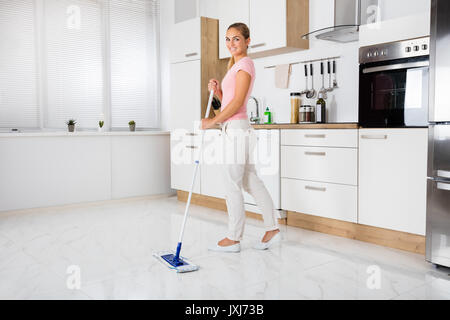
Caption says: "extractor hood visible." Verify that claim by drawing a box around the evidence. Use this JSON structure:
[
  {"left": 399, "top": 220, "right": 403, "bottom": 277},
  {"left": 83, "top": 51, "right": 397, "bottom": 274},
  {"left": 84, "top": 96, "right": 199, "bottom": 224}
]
[{"left": 302, "top": 0, "right": 365, "bottom": 43}]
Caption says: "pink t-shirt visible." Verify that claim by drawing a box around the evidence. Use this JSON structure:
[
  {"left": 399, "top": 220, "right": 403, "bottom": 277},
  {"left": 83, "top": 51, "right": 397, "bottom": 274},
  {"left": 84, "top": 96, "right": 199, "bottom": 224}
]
[{"left": 220, "top": 56, "right": 255, "bottom": 122}]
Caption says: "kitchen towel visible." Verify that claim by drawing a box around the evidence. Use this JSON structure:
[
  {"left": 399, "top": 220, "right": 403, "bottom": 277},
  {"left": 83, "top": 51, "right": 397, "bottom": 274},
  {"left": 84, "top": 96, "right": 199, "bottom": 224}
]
[{"left": 274, "top": 64, "right": 292, "bottom": 89}]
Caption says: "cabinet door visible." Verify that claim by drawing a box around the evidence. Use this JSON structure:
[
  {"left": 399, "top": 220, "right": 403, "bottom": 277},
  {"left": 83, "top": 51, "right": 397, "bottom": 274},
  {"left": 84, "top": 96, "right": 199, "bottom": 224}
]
[
  {"left": 170, "top": 60, "right": 201, "bottom": 131},
  {"left": 358, "top": 129, "right": 428, "bottom": 235},
  {"left": 170, "top": 133, "right": 201, "bottom": 194},
  {"left": 200, "top": 129, "right": 226, "bottom": 199},
  {"left": 218, "top": 0, "right": 249, "bottom": 59},
  {"left": 248, "top": 0, "right": 286, "bottom": 54},
  {"left": 170, "top": 18, "right": 201, "bottom": 63},
  {"left": 243, "top": 129, "right": 281, "bottom": 209}
]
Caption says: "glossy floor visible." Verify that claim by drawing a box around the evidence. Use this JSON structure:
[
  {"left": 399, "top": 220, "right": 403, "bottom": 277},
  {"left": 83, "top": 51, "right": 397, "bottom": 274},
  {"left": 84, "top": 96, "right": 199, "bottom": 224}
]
[{"left": 0, "top": 195, "right": 449, "bottom": 300}]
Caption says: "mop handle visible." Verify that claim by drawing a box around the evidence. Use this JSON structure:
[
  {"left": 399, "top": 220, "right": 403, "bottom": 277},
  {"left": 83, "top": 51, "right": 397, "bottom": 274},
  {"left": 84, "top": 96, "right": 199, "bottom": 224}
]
[{"left": 177, "top": 90, "right": 215, "bottom": 244}]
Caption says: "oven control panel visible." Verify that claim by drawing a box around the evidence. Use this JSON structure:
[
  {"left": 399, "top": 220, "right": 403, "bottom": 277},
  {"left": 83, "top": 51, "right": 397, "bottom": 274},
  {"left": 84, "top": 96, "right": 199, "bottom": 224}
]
[{"left": 359, "top": 37, "right": 430, "bottom": 64}]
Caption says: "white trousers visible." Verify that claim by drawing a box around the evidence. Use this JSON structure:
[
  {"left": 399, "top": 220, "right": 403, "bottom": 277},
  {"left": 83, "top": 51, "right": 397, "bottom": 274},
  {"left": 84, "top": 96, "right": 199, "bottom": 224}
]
[{"left": 221, "top": 119, "right": 279, "bottom": 241}]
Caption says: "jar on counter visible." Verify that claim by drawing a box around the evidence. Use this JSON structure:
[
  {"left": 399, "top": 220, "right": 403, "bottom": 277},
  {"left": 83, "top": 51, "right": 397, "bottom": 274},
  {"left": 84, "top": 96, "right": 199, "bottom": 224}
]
[
  {"left": 290, "top": 92, "right": 301, "bottom": 124},
  {"left": 299, "top": 105, "right": 307, "bottom": 123}
]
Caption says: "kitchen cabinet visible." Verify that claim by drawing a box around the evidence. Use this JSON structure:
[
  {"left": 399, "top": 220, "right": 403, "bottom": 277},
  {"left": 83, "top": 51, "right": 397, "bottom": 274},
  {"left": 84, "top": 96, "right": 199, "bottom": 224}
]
[
  {"left": 170, "top": 59, "right": 201, "bottom": 131},
  {"left": 218, "top": 0, "right": 249, "bottom": 60},
  {"left": 243, "top": 129, "right": 284, "bottom": 217},
  {"left": 169, "top": 17, "right": 228, "bottom": 192},
  {"left": 218, "top": 0, "right": 309, "bottom": 59},
  {"left": 280, "top": 129, "right": 358, "bottom": 223},
  {"left": 170, "top": 132, "right": 201, "bottom": 194},
  {"left": 170, "top": 18, "right": 201, "bottom": 64},
  {"left": 358, "top": 128, "right": 428, "bottom": 235},
  {"left": 200, "top": 129, "right": 226, "bottom": 199}
]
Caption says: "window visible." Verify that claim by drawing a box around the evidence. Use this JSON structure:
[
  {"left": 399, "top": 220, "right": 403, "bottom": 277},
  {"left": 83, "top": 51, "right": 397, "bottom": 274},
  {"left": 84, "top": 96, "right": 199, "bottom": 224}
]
[
  {"left": 0, "top": 0, "right": 39, "bottom": 129},
  {"left": 0, "top": 0, "right": 160, "bottom": 131}
]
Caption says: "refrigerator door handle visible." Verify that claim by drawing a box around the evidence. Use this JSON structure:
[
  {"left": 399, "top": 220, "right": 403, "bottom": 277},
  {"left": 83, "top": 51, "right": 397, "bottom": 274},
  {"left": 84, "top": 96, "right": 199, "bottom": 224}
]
[
  {"left": 437, "top": 181, "right": 450, "bottom": 191},
  {"left": 437, "top": 170, "right": 450, "bottom": 179}
]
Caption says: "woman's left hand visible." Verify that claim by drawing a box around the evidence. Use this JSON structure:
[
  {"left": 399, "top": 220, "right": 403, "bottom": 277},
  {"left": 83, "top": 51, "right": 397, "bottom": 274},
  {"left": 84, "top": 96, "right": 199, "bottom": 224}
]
[{"left": 201, "top": 118, "right": 216, "bottom": 130}]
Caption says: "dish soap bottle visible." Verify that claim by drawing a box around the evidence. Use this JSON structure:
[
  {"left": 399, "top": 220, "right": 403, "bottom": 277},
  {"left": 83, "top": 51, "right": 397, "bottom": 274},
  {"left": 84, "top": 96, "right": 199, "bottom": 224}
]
[
  {"left": 263, "top": 107, "right": 272, "bottom": 124},
  {"left": 315, "top": 93, "right": 326, "bottom": 123}
]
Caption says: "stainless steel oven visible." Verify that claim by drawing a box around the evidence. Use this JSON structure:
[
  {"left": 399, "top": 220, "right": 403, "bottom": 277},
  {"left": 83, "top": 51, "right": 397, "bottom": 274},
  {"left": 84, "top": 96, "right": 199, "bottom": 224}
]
[{"left": 359, "top": 37, "right": 430, "bottom": 127}]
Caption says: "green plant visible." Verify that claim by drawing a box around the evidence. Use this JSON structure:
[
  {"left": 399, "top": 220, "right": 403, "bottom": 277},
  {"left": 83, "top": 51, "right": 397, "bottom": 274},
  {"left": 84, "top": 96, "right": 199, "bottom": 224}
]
[
  {"left": 128, "top": 120, "right": 135, "bottom": 126},
  {"left": 99, "top": 121, "right": 104, "bottom": 128},
  {"left": 66, "top": 119, "right": 76, "bottom": 126}
]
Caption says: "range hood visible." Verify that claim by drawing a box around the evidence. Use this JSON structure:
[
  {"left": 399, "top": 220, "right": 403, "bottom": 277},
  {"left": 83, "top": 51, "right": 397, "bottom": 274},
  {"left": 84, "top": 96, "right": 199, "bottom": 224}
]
[{"left": 302, "top": 0, "right": 366, "bottom": 43}]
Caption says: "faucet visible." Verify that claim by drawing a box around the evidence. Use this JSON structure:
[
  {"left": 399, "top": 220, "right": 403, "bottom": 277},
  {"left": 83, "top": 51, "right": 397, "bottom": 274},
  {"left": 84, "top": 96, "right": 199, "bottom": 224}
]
[{"left": 248, "top": 96, "right": 260, "bottom": 124}]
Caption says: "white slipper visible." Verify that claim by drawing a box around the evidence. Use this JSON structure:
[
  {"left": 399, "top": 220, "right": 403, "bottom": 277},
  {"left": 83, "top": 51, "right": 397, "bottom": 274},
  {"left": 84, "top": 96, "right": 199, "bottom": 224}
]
[
  {"left": 208, "top": 243, "right": 241, "bottom": 253},
  {"left": 252, "top": 232, "right": 282, "bottom": 250}
]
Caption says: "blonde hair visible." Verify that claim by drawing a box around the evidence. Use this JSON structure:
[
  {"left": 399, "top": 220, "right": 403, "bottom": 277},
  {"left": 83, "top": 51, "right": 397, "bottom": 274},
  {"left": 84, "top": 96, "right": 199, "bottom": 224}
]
[{"left": 227, "top": 23, "right": 250, "bottom": 70}]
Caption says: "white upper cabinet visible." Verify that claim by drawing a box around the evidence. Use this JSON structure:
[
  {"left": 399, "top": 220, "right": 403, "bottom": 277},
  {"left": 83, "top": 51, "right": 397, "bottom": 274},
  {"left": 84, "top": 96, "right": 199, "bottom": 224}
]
[
  {"left": 218, "top": 0, "right": 309, "bottom": 59},
  {"left": 248, "top": 0, "right": 286, "bottom": 54},
  {"left": 170, "top": 17, "right": 201, "bottom": 63},
  {"left": 218, "top": 0, "right": 250, "bottom": 59}
]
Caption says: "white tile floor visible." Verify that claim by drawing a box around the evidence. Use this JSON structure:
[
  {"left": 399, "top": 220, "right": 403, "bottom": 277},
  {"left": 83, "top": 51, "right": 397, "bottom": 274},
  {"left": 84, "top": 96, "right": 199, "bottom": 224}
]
[{"left": 0, "top": 195, "right": 449, "bottom": 300}]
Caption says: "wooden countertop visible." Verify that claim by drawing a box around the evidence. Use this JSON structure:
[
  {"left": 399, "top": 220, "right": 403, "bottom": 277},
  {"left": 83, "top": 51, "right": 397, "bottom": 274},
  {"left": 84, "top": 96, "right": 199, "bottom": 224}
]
[{"left": 251, "top": 123, "right": 359, "bottom": 129}]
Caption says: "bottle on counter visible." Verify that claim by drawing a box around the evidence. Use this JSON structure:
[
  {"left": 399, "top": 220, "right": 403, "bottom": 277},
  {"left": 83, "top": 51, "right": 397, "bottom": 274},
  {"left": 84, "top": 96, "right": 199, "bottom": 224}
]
[
  {"left": 315, "top": 92, "right": 326, "bottom": 123},
  {"left": 263, "top": 107, "right": 272, "bottom": 124},
  {"left": 299, "top": 105, "right": 307, "bottom": 123},
  {"left": 290, "top": 92, "right": 301, "bottom": 124}
]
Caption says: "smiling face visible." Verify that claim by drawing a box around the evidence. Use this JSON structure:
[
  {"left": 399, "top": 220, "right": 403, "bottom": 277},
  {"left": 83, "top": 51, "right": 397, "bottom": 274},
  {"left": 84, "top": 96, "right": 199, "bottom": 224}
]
[{"left": 225, "top": 27, "right": 250, "bottom": 58}]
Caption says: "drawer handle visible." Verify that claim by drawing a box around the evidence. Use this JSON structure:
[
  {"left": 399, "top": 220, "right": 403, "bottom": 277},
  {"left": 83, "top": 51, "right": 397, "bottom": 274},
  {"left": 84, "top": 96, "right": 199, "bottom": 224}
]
[
  {"left": 437, "top": 182, "right": 450, "bottom": 191},
  {"left": 185, "top": 145, "right": 198, "bottom": 149},
  {"left": 250, "top": 42, "right": 266, "bottom": 48},
  {"left": 305, "top": 186, "right": 327, "bottom": 192},
  {"left": 304, "top": 151, "right": 326, "bottom": 156},
  {"left": 304, "top": 134, "right": 326, "bottom": 138},
  {"left": 185, "top": 52, "right": 198, "bottom": 57},
  {"left": 185, "top": 133, "right": 198, "bottom": 136},
  {"left": 361, "top": 135, "right": 387, "bottom": 140}
]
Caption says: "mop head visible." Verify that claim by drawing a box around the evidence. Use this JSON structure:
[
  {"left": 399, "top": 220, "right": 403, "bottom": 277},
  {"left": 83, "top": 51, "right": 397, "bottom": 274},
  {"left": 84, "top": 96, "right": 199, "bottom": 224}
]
[{"left": 153, "top": 251, "right": 199, "bottom": 273}]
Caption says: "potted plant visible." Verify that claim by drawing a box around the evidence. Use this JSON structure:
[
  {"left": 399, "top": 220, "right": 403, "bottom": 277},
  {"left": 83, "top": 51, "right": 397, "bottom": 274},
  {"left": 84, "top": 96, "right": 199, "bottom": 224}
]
[
  {"left": 66, "top": 119, "right": 76, "bottom": 132},
  {"left": 98, "top": 120, "right": 104, "bottom": 132},
  {"left": 128, "top": 120, "right": 136, "bottom": 131}
]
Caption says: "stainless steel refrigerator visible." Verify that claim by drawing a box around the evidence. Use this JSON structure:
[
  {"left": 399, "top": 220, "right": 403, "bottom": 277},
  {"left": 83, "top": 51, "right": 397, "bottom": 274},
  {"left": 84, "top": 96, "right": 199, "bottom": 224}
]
[{"left": 426, "top": 0, "right": 450, "bottom": 268}]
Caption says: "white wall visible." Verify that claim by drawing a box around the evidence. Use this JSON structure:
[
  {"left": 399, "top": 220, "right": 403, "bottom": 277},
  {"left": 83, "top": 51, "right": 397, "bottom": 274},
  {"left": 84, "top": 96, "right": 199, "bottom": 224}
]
[{"left": 159, "top": 0, "right": 431, "bottom": 127}]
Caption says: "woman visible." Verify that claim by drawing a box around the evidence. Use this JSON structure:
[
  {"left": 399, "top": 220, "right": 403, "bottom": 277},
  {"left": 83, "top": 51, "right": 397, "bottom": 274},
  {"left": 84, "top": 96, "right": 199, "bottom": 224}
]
[{"left": 201, "top": 23, "right": 281, "bottom": 252}]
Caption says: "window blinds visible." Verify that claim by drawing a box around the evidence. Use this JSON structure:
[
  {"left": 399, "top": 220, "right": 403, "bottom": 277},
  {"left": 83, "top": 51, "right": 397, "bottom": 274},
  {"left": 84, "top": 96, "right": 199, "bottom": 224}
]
[
  {"left": 0, "top": 0, "right": 160, "bottom": 130},
  {"left": 0, "top": 0, "right": 39, "bottom": 129},
  {"left": 43, "top": 0, "right": 104, "bottom": 129},
  {"left": 109, "top": 0, "right": 160, "bottom": 129}
]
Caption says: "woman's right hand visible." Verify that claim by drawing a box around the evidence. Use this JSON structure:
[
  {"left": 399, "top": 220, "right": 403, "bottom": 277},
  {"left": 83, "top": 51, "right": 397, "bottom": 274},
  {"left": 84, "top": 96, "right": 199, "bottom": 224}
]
[{"left": 208, "top": 79, "right": 221, "bottom": 94}]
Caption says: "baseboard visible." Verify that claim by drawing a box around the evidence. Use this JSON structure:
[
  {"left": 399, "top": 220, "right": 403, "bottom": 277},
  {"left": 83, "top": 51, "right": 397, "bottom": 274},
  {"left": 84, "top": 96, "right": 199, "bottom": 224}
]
[
  {"left": 176, "top": 190, "right": 287, "bottom": 225},
  {"left": 287, "top": 211, "right": 426, "bottom": 255}
]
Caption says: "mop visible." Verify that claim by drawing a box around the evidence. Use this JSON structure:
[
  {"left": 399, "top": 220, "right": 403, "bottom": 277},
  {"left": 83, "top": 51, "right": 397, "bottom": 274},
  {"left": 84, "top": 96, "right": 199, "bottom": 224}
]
[{"left": 153, "top": 90, "right": 215, "bottom": 273}]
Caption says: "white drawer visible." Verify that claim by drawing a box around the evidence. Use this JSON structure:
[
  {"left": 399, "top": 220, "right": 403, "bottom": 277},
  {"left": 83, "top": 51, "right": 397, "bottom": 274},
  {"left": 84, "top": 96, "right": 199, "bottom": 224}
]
[
  {"left": 281, "top": 146, "right": 358, "bottom": 185},
  {"left": 281, "top": 129, "right": 358, "bottom": 148},
  {"left": 281, "top": 178, "right": 357, "bottom": 223}
]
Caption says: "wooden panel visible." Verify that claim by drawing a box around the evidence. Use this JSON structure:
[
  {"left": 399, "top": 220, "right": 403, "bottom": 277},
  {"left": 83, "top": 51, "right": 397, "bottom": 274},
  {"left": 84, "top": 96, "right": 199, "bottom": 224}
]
[
  {"left": 286, "top": 0, "right": 309, "bottom": 50},
  {"left": 177, "top": 190, "right": 287, "bottom": 225},
  {"left": 287, "top": 210, "right": 426, "bottom": 255},
  {"left": 201, "top": 17, "right": 228, "bottom": 120}
]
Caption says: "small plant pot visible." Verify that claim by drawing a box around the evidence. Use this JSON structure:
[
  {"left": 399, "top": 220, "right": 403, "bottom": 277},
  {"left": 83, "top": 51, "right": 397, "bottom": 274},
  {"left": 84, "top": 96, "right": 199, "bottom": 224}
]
[
  {"left": 129, "top": 124, "right": 136, "bottom": 131},
  {"left": 68, "top": 125, "right": 75, "bottom": 132}
]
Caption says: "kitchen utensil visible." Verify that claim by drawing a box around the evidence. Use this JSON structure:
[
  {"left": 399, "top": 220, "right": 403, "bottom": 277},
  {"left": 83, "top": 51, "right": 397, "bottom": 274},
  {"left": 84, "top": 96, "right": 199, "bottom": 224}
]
[
  {"left": 306, "top": 63, "right": 316, "bottom": 99},
  {"left": 333, "top": 60, "right": 339, "bottom": 89},
  {"left": 319, "top": 61, "right": 327, "bottom": 99},
  {"left": 301, "top": 64, "right": 309, "bottom": 95}
]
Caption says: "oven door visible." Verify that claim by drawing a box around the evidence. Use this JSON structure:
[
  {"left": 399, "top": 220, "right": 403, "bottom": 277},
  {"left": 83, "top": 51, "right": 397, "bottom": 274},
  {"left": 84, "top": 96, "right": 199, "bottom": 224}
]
[{"left": 359, "top": 57, "right": 429, "bottom": 127}]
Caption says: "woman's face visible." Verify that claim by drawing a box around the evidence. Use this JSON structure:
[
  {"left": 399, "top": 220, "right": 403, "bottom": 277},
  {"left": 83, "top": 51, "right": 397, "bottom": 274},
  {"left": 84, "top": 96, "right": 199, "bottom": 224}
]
[{"left": 225, "top": 28, "right": 250, "bottom": 57}]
